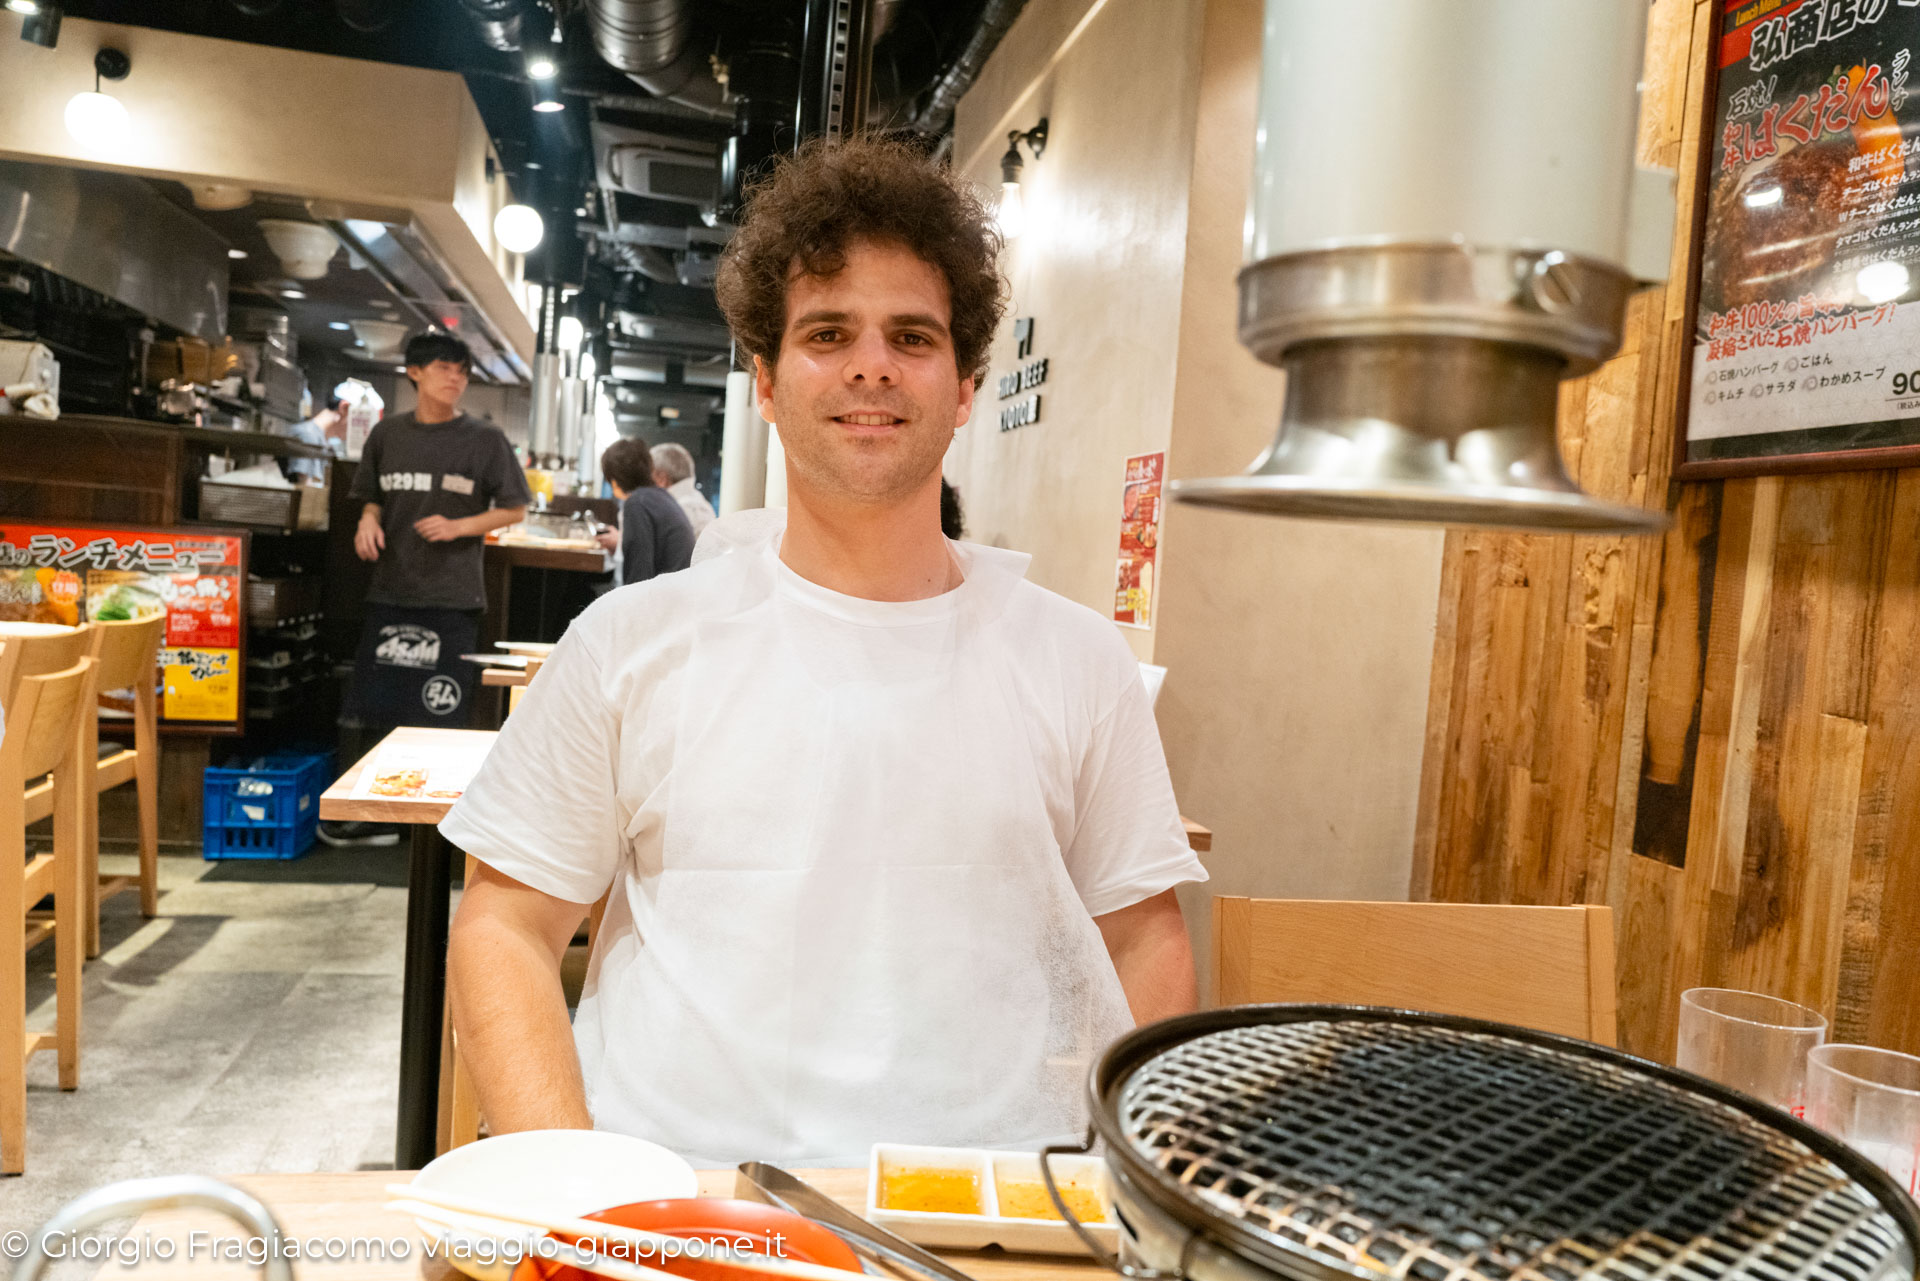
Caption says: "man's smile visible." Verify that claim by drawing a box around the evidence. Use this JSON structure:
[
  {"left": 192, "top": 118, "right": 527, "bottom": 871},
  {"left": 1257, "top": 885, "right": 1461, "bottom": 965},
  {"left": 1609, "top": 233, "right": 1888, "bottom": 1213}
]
[{"left": 834, "top": 411, "right": 908, "bottom": 430}]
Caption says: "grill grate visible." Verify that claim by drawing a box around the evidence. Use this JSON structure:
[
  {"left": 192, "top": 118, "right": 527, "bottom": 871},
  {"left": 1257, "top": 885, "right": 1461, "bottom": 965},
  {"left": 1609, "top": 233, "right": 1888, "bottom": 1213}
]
[{"left": 1115, "top": 1019, "right": 1911, "bottom": 1281}]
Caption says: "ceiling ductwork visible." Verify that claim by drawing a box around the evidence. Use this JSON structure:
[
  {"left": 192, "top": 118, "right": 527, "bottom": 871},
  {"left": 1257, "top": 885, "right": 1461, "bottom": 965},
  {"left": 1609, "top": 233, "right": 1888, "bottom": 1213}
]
[
  {"left": 585, "top": 0, "right": 727, "bottom": 117},
  {"left": 454, "top": 0, "right": 536, "bottom": 54}
]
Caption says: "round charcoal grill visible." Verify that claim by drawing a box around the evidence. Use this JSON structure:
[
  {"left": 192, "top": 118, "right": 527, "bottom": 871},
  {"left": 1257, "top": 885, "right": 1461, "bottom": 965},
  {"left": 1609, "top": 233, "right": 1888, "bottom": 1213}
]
[{"left": 1041, "top": 1007, "right": 1920, "bottom": 1281}]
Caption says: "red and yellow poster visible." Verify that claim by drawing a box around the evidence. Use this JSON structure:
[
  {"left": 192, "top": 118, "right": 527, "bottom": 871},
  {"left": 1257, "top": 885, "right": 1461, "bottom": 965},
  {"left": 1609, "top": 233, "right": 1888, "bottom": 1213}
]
[
  {"left": 0, "top": 522, "right": 244, "bottom": 726},
  {"left": 1113, "top": 451, "right": 1164, "bottom": 628}
]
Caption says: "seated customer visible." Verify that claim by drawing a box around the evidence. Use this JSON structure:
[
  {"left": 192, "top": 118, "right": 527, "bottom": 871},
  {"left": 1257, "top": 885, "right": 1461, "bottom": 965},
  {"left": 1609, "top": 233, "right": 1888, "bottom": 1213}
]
[{"left": 597, "top": 438, "right": 694, "bottom": 585}]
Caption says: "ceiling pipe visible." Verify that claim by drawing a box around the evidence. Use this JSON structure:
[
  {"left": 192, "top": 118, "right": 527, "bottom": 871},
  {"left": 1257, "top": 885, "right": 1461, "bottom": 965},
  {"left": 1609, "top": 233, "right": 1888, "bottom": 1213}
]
[
  {"left": 907, "top": 0, "right": 1026, "bottom": 132},
  {"left": 584, "top": 0, "right": 728, "bottom": 118},
  {"left": 454, "top": 0, "right": 537, "bottom": 52}
]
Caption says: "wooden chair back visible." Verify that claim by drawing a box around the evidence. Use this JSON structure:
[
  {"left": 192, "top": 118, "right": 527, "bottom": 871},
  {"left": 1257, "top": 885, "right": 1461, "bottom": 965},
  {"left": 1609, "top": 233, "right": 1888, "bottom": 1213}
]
[
  {"left": 1, "top": 659, "right": 98, "bottom": 785},
  {"left": 1212, "top": 897, "right": 1617, "bottom": 1045},
  {"left": 85, "top": 615, "right": 165, "bottom": 694},
  {"left": 0, "top": 626, "right": 90, "bottom": 709}
]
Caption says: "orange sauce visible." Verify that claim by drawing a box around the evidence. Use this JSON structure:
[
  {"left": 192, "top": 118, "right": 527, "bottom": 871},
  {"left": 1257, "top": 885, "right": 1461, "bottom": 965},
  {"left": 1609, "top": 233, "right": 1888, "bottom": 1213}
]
[
  {"left": 878, "top": 1165, "right": 983, "bottom": 1215},
  {"left": 995, "top": 1179, "right": 1107, "bottom": 1223}
]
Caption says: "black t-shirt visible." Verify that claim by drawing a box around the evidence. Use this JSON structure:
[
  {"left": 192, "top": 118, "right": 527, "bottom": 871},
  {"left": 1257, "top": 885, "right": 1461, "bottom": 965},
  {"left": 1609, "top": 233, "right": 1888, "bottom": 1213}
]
[
  {"left": 618, "top": 486, "right": 695, "bottom": 585},
  {"left": 347, "top": 412, "right": 533, "bottom": 610}
]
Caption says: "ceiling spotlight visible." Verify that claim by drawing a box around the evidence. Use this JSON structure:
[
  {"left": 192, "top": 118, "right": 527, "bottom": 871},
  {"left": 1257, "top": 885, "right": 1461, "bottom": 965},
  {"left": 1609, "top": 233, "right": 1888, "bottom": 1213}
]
[
  {"left": 996, "top": 117, "right": 1047, "bottom": 241},
  {"left": 532, "top": 76, "right": 564, "bottom": 112},
  {"left": 494, "top": 203, "right": 545, "bottom": 254},
  {"left": 227, "top": 248, "right": 248, "bottom": 260},
  {"left": 281, "top": 288, "right": 306, "bottom": 300},
  {"left": 329, "top": 321, "right": 351, "bottom": 331},
  {"left": 527, "top": 53, "right": 556, "bottom": 80},
  {"left": 15, "top": 0, "right": 60, "bottom": 47}
]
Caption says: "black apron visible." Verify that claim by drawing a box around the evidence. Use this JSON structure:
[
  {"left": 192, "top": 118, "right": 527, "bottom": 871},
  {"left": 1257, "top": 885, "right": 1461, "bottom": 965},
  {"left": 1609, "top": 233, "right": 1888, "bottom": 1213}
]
[{"left": 350, "top": 603, "right": 480, "bottom": 730}]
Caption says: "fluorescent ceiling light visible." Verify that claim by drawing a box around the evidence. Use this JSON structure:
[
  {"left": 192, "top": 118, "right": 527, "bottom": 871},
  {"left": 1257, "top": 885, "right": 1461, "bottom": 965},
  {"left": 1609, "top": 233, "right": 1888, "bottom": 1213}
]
[{"left": 227, "top": 248, "right": 248, "bottom": 260}]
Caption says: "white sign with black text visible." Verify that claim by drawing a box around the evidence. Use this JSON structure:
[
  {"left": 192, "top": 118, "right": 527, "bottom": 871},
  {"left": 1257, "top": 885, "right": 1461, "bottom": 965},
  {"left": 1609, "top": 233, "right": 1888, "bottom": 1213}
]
[{"left": 997, "top": 317, "right": 1049, "bottom": 432}]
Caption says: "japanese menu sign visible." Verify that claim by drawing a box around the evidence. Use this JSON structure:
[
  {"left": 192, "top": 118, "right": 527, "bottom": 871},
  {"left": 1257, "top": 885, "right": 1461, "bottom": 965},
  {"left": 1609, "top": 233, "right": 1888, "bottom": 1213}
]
[
  {"left": 1684, "top": 0, "right": 1920, "bottom": 473},
  {"left": 0, "top": 522, "right": 244, "bottom": 728},
  {"left": 1113, "top": 451, "right": 1164, "bottom": 629}
]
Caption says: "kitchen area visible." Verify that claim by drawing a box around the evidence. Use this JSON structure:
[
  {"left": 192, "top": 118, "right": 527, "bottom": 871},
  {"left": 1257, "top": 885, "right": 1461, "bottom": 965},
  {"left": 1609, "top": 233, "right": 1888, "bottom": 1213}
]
[{"left": 7, "top": 0, "right": 1920, "bottom": 1278}]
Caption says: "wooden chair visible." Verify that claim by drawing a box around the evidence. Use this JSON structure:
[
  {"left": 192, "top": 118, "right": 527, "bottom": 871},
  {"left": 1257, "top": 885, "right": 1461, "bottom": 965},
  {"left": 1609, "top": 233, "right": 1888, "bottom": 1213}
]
[
  {"left": 83, "top": 615, "right": 167, "bottom": 954},
  {"left": 2, "top": 624, "right": 91, "bottom": 886},
  {"left": 1211, "top": 897, "right": 1618, "bottom": 1045},
  {"left": 1, "top": 656, "right": 98, "bottom": 1173}
]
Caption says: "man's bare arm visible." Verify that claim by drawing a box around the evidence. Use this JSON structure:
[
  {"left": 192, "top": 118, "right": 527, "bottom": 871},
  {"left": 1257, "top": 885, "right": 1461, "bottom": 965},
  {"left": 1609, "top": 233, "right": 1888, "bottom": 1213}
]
[
  {"left": 448, "top": 861, "right": 596, "bottom": 1132},
  {"left": 1095, "top": 889, "right": 1200, "bottom": 1025}
]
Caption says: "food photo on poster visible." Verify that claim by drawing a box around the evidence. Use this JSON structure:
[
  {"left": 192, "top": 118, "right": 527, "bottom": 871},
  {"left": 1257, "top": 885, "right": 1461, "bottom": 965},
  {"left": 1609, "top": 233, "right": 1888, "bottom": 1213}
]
[{"left": 1684, "top": 0, "right": 1920, "bottom": 472}]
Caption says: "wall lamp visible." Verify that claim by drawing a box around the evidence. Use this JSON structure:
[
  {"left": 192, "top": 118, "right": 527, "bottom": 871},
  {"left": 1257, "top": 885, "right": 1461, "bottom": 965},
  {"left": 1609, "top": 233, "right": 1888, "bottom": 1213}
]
[
  {"left": 66, "top": 47, "right": 131, "bottom": 155},
  {"left": 11, "top": 0, "right": 62, "bottom": 48},
  {"left": 997, "top": 117, "right": 1047, "bottom": 240}
]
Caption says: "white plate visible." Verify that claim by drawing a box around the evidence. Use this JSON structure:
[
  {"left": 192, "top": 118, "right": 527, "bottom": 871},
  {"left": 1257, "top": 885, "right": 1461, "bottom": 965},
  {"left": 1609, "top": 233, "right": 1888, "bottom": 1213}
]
[
  {"left": 409, "top": 1130, "right": 700, "bottom": 1281},
  {"left": 866, "top": 1143, "right": 1120, "bottom": 1256}
]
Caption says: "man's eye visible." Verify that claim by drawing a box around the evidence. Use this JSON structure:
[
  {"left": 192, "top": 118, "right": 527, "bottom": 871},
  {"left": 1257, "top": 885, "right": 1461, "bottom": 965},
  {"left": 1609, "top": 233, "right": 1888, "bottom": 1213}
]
[
  {"left": 810, "top": 329, "right": 841, "bottom": 343},
  {"left": 898, "top": 333, "right": 929, "bottom": 346}
]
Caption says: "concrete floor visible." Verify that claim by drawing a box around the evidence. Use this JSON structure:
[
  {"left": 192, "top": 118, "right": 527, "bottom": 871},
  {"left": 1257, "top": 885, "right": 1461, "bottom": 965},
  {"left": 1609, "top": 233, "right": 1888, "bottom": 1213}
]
[{"left": 5, "top": 849, "right": 421, "bottom": 1238}]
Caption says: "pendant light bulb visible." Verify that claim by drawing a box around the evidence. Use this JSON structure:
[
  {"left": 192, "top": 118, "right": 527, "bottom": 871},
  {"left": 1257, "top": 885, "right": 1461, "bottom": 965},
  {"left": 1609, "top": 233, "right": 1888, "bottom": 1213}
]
[
  {"left": 996, "top": 181, "right": 1025, "bottom": 240},
  {"left": 494, "top": 203, "right": 545, "bottom": 255},
  {"left": 65, "top": 89, "right": 129, "bottom": 155}
]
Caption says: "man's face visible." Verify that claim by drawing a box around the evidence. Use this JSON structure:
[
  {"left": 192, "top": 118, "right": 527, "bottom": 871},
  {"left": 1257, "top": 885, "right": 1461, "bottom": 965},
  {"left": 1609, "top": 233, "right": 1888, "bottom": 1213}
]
[
  {"left": 409, "top": 358, "right": 470, "bottom": 407},
  {"left": 757, "top": 238, "right": 972, "bottom": 505}
]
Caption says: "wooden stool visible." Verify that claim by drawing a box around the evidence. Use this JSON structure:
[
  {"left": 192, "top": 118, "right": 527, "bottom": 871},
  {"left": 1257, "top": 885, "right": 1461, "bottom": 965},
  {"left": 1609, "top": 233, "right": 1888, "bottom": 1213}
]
[
  {"left": 84, "top": 616, "right": 167, "bottom": 955},
  {"left": 1, "top": 656, "right": 99, "bottom": 1173}
]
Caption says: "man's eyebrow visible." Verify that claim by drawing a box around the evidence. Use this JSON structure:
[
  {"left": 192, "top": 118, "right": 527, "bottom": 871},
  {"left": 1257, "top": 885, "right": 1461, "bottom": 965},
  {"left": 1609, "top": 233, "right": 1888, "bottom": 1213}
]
[
  {"left": 789, "top": 309, "right": 853, "bottom": 329},
  {"left": 890, "top": 312, "right": 951, "bottom": 336}
]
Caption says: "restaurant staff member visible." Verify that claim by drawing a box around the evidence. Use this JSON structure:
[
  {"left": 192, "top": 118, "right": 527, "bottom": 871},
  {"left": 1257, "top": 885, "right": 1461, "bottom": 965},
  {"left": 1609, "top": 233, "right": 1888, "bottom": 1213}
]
[
  {"left": 325, "top": 334, "right": 531, "bottom": 844},
  {"left": 441, "top": 138, "right": 1205, "bottom": 1166}
]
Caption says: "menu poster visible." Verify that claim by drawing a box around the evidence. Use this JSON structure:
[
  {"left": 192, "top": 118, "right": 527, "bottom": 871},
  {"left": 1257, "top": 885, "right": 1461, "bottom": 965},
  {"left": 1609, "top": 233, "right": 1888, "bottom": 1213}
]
[
  {"left": 1113, "top": 451, "right": 1165, "bottom": 629},
  {"left": 1683, "top": 0, "right": 1920, "bottom": 474},
  {"left": 0, "top": 522, "right": 245, "bottom": 728}
]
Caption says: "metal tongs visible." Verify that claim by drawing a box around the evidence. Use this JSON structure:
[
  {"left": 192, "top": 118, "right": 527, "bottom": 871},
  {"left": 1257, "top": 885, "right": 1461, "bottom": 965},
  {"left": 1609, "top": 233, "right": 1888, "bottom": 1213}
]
[{"left": 735, "top": 1162, "right": 979, "bottom": 1281}]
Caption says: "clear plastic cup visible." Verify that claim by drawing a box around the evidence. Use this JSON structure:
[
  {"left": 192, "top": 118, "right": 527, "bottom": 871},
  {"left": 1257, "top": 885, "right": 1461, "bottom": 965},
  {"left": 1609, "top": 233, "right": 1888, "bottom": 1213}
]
[
  {"left": 1676, "top": 988, "right": 1827, "bottom": 1115},
  {"left": 1805, "top": 1044, "right": 1920, "bottom": 1197}
]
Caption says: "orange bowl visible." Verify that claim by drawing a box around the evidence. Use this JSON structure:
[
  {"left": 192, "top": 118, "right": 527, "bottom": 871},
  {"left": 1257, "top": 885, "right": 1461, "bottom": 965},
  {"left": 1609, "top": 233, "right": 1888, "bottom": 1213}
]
[{"left": 510, "top": 1197, "right": 862, "bottom": 1281}]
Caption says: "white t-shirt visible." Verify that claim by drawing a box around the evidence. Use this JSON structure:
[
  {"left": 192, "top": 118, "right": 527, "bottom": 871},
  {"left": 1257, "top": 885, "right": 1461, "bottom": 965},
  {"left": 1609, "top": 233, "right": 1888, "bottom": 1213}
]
[{"left": 440, "top": 527, "right": 1207, "bottom": 1166}]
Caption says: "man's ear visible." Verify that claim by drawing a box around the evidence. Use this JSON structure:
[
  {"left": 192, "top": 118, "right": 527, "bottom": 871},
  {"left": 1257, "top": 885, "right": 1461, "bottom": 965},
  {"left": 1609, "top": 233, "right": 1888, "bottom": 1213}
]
[
  {"left": 754, "top": 354, "right": 776, "bottom": 423},
  {"left": 954, "top": 369, "right": 974, "bottom": 432}
]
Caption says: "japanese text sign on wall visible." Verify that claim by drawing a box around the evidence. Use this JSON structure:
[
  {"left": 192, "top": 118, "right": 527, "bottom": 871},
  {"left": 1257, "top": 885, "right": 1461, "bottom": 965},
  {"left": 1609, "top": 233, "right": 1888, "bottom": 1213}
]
[
  {"left": 1114, "top": 451, "right": 1164, "bottom": 629},
  {"left": 0, "top": 522, "right": 244, "bottom": 728},
  {"left": 1681, "top": 0, "right": 1920, "bottom": 475}
]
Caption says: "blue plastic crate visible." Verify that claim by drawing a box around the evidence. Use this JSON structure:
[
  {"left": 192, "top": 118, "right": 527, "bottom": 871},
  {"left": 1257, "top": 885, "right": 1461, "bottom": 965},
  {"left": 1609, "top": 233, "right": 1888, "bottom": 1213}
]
[{"left": 202, "top": 751, "right": 333, "bottom": 860}]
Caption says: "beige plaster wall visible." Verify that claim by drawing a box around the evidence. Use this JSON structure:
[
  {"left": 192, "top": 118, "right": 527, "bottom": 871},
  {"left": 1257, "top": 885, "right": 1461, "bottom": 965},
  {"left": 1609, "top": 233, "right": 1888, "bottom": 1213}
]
[
  {"left": 0, "top": 18, "right": 533, "bottom": 359},
  {"left": 947, "top": 0, "right": 1208, "bottom": 662},
  {"left": 952, "top": 0, "right": 1445, "bottom": 997},
  {"left": 1151, "top": 0, "right": 1445, "bottom": 995}
]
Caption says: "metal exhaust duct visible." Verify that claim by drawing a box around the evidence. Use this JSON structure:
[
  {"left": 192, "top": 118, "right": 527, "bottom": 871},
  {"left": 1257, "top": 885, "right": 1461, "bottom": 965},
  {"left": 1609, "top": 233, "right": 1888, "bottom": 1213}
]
[{"left": 1171, "top": 0, "right": 1670, "bottom": 534}]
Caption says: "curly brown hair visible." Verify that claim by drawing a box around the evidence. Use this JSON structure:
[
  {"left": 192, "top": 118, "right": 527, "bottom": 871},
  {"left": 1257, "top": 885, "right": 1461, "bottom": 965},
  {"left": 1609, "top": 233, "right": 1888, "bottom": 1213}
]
[{"left": 715, "top": 137, "right": 1006, "bottom": 385}]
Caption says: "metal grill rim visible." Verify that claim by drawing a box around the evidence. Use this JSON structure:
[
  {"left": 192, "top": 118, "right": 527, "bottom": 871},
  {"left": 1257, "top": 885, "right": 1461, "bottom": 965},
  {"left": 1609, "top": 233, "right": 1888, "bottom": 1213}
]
[{"left": 1100, "top": 1014, "right": 1915, "bottom": 1281}]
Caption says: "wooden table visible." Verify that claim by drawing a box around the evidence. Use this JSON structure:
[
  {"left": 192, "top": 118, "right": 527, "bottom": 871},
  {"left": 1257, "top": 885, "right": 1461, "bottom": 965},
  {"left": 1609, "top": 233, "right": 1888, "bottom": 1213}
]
[
  {"left": 113, "top": 1168, "right": 1105, "bottom": 1279},
  {"left": 319, "top": 727, "right": 498, "bottom": 1172}
]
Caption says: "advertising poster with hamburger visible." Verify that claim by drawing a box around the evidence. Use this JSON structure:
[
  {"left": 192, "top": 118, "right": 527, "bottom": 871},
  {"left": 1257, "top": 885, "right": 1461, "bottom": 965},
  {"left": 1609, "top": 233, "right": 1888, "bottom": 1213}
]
[{"left": 1686, "top": 0, "right": 1920, "bottom": 470}]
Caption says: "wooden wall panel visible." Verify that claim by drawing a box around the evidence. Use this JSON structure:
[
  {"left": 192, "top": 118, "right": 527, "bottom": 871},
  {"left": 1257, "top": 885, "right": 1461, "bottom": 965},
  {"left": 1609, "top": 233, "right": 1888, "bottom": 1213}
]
[{"left": 1416, "top": 0, "right": 1920, "bottom": 1061}]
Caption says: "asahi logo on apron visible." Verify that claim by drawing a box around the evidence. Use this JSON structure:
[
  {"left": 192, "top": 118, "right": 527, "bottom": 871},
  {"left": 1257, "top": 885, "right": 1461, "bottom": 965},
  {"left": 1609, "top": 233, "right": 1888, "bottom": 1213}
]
[
  {"left": 421, "top": 674, "right": 462, "bottom": 715},
  {"left": 375, "top": 624, "right": 440, "bottom": 670}
]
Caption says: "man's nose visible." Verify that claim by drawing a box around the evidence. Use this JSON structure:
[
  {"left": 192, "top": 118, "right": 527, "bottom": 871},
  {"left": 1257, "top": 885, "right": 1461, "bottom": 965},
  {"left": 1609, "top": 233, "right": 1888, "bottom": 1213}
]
[{"left": 841, "top": 329, "right": 900, "bottom": 384}]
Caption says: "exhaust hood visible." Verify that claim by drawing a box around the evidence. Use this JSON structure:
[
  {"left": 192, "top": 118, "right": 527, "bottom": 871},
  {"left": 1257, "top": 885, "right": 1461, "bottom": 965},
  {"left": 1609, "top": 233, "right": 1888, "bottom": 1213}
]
[{"left": 1172, "top": 0, "right": 1674, "bottom": 534}]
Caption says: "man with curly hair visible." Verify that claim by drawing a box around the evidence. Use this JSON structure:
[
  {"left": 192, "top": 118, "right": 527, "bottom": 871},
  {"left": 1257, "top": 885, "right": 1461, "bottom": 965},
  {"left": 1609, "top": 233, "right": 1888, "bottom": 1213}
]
[{"left": 442, "top": 138, "right": 1205, "bottom": 1165}]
